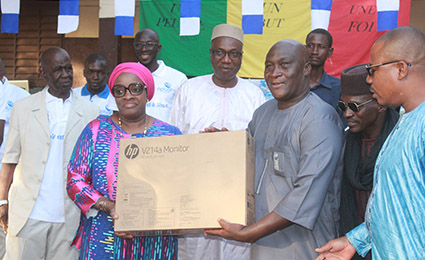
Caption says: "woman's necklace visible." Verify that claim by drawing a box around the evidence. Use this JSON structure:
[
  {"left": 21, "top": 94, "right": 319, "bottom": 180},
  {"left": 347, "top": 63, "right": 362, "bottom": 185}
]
[{"left": 118, "top": 115, "right": 148, "bottom": 137}]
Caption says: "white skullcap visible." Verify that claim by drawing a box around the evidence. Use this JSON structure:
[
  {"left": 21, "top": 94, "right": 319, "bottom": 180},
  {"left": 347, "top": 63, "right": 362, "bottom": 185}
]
[{"left": 211, "top": 24, "right": 244, "bottom": 44}]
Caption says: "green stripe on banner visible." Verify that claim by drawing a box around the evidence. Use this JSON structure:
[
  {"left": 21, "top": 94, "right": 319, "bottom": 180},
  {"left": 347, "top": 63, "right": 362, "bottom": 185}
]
[{"left": 139, "top": 0, "right": 227, "bottom": 76}]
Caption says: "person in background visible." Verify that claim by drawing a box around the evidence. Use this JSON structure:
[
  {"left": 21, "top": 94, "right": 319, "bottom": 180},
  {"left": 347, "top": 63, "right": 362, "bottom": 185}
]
[
  {"left": 306, "top": 28, "right": 341, "bottom": 110},
  {"left": 67, "top": 62, "right": 181, "bottom": 260},
  {"left": 0, "top": 58, "right": 30, "bottom": 259},
  {"left": 316, "top": 26, "right": 425, "bottom": 260},
  {"left": 338, "top": 64, "right": 399, "bottom": 260},
  {"left": 0, "top": 47, "right": 99, "bottom": 260},
  {"left": 134, "top": 28, "right": 187, "bottom": 123},
  {"left": 206, "top": 39, "right": 344, "bottom": 259},
  {"left": 73, "top": 53, "right": 117, "bottom": 115},
  {"left": 0, "top": 58, "right": 30, "bottom": 151}
]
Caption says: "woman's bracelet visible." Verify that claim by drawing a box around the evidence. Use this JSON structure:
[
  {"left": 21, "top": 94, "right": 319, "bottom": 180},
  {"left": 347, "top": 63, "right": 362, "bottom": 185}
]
[{"left": 98, "top": 197, "right": 108, "bottom": 212}]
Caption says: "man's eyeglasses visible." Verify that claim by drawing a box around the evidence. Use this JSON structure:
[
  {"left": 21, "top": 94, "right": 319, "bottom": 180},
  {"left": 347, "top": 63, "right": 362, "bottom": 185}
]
[
  {"left": 338, "top": 98, "right": 375, "bottom": 113},
  {"left": 365, "top": 60, "right": 412, "bottom": 77},
  {"left": 211, "top": 50, "right": 242, "bottom": 60},
  {"left": 112, "top": 82, "right": 146, "bottom": 98},
  {"left": 134, "top": 41, "right": 158, "bottom": 50}
]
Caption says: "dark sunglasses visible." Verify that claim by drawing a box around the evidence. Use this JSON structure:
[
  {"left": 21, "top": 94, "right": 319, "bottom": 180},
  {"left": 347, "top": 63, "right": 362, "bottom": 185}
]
[
  {"left": 112, "top": 82, "right": 146, "bottom": 98},
  {"left": 338, "top": 98, "right": 375, "bottom": 113},
  {"left": 365, "top": 60, "right": 411, "bottom": 77}
]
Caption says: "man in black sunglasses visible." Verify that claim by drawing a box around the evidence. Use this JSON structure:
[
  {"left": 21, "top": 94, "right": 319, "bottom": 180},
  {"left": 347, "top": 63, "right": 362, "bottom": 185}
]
[
  {"left": 316, "top": 27, "right": 425, "bottom": 260},
  {"left": 338, "top": 64, "right": 399, "bottom": 260}
]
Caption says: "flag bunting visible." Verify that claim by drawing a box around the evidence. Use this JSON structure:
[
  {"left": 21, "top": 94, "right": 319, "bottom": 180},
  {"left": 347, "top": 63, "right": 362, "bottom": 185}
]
[
  {"left": 115, "top": 0, "right": 134, "bottom": 36},
  {"left": 242, "top": 0, "right": 264, "bottom": 34},
  {"left": 180, "top": 0, "right": 201, "bottom": 36},
  {"left": 1, "top": 0, "right": 20, "bottom": 33},
  {"left": 58, "top": 0, "right": 79, "bottom": 34},
  {"left": 376, "top": 0, "right": 399, "bottom": 31},
  {"left": 311, "top": 0, "right": 332, "bottom": 30}
]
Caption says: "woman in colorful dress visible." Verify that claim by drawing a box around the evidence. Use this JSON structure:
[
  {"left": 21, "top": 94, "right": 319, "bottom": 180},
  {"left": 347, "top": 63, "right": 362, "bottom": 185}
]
[{"left": 67, "top": 62, "right": 180, "bottom": 260}]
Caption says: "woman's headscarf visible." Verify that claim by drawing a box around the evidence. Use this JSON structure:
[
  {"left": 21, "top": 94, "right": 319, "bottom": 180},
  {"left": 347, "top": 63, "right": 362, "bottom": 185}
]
[{"left": 108, "top": 62, "right": 155, "bottom": 101}]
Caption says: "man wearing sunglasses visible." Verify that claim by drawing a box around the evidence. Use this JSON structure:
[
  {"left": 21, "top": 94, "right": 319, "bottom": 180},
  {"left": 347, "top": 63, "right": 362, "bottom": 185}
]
[
  {"left": 134, "top": 28, "right": 187, "bottom": 123},
  {"left": 170, "top": 24, "right": 265, "bottom": 260},
  {"left": 316, "top": 27, "right": 425, "bottom": 260},
  {"left": 337, "top": 64, "right": 399, "bottom": 260}
]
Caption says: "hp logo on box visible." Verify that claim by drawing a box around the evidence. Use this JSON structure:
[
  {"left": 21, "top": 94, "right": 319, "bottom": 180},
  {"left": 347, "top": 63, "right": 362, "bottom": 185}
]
[{"left": 124, "top": 144, "right": 139, "bottom": 159}]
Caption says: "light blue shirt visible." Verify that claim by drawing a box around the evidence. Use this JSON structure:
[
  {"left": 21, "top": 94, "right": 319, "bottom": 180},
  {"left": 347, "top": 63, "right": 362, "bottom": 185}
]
[
  {"left": 0, "top": 77, "right": 30, "bottom": 170},
  {"left": 346, "top": 101, "right": 425, "bottom": 259}
]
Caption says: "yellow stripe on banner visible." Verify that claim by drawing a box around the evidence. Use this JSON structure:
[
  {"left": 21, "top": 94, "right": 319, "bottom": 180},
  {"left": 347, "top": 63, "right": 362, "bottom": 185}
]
[
  {"left": 227, "top": 0, "right": 242, "bottom": 27},
  {"left": 228, "top": 0, "right": 311, "bottom": 78}
]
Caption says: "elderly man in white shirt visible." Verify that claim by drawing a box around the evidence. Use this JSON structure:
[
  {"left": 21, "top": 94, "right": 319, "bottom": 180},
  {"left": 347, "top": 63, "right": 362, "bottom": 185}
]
[{"left": 0, "top": 47, "right": 99, "bottom": 260}]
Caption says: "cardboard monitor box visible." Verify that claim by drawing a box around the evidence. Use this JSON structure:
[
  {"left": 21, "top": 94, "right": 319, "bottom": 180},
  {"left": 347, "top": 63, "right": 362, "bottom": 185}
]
[{"left": 115, "top": 130, "right": 255, "bottom": 236}]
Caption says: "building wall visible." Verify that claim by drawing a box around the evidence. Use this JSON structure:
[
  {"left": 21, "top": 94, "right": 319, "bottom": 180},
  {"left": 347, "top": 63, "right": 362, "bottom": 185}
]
[
  {"left": 0, "top": 1, "right": 62, "bottom": 90},
  {"left": 411, "top": 0, "right": 425, "bottom": 33}
]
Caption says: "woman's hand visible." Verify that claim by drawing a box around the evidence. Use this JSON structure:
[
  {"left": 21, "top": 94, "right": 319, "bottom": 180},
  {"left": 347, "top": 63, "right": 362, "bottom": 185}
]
[
  {"left": 114, "top": 231, "right": 134, "bottom": 239},
  {"left": 96, "top": 197, "right": 134, "bottom": 239},
  {"left": 96, "top": 197, "right": 118, "bottom": 219}
]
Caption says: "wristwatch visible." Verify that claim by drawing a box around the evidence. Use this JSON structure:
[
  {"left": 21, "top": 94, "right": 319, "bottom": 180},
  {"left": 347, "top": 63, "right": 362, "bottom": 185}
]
[{"left": 0, "top": 200, "right": 8, "bottom": 207}]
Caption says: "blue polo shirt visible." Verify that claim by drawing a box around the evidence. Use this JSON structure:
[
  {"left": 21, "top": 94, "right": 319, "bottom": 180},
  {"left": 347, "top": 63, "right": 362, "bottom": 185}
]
[
  {"left": 311, "top": 71, "right": 347, "bottom": 126},
  {"left": 73, "top": 84, "right": 117, "bottom": 116},
  {"left": 311, "top": 70, "right": 341, "bottom": 110},
  {"left": 80, "top": 83, "right": 110, "bottom": 99}
]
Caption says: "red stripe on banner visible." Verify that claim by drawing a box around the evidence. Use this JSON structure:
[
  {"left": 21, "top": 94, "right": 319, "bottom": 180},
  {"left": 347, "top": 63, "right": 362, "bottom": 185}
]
[
  {"left": 324, "top": 0, "right": 410, "bottom": 77},
  {"left": 399, "top": 0, "right": 411, "bottom": 26}
]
